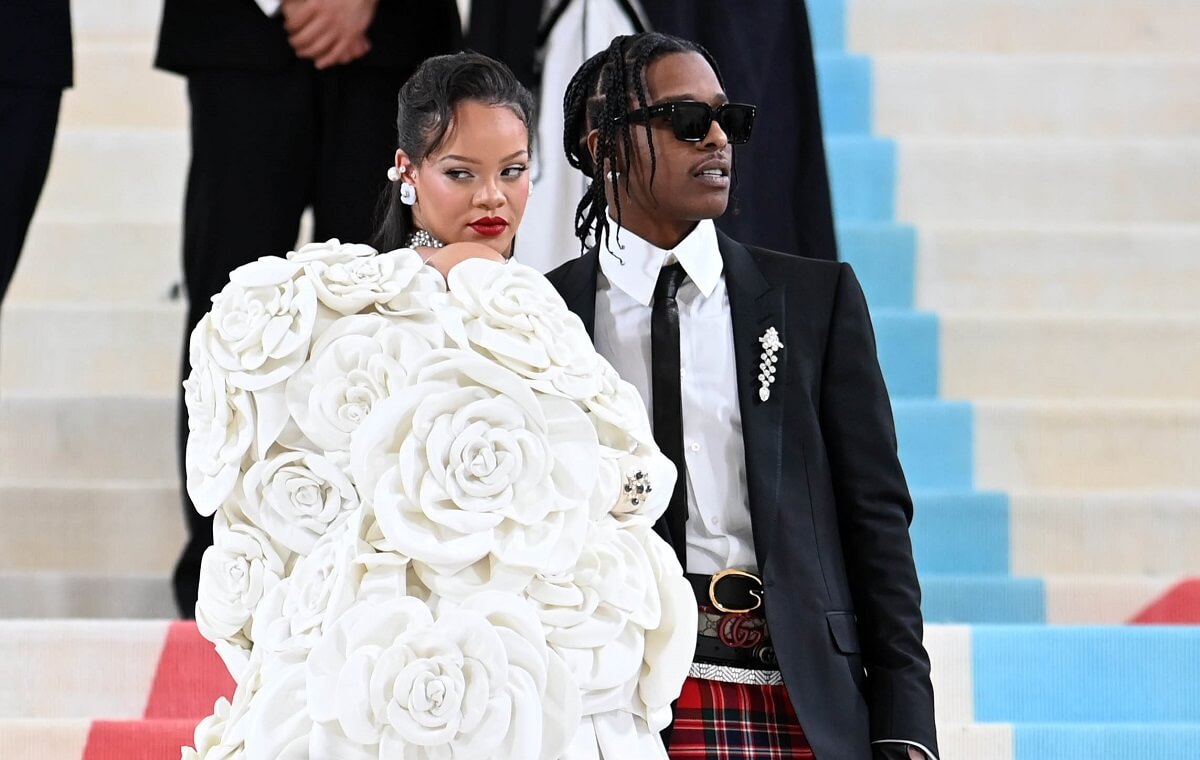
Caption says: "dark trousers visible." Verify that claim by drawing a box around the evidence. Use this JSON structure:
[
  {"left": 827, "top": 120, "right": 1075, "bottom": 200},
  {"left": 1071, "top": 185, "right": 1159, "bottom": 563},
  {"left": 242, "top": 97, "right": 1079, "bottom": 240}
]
[
  {"left": 173, "top": 61, "right": 409, "bottom": 616},
  {"left": 0, "top": 86, "right": 62, "bottom": 306}
]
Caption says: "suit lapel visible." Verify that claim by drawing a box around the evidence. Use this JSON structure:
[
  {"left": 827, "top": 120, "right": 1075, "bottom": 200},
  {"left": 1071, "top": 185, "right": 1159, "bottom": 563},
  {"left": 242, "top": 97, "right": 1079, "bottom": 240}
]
[
  {"left": 718, "top": 231, "right": 786, "bottom": 565},
  {"left": 553, "top": 248, "right": 600, "bottom": 340}
]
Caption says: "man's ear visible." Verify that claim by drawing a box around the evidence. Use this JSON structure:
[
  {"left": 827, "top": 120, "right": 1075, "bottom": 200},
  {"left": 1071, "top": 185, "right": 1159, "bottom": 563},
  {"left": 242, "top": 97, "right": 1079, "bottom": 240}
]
[{"left": 583, "top": 129, "right": 601, "bottom": 175}]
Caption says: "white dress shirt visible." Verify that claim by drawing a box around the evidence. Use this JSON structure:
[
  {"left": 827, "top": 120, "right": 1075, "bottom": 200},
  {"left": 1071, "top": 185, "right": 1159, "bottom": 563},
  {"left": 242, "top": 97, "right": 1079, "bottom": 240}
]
[{"left": 593, "top": 220, "right": 757, "bottom": 575}]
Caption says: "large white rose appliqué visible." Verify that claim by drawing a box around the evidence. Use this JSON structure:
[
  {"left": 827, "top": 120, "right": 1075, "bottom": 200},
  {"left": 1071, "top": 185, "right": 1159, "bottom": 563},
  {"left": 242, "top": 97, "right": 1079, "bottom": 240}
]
[
  {"left": 205, "top": 256, "right": 316, "bottom": 392},
  {"left": 448, "top": 259, "right": 612, "bottom": 400},
  {"left": 351, "top": 349, "right": 598, "bottom": 598},
  {"left": 307, "top": 593, "right": 580, "bottom": 760},
  {"left": 184, "top": 319, "right": 255, "bottom": 516}
]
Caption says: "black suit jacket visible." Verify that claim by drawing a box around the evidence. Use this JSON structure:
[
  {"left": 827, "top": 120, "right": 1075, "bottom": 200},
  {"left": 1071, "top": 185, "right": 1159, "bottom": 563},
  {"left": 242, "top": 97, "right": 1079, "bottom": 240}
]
[
  {"left": 0, "top": 0, "right": 72, "bottom": 88},
  {"left": 155, "top": 0, "right": 461, "bottom": 74},
  {"left": 546, "top": 231, "right": 938, "bottom": 760}
]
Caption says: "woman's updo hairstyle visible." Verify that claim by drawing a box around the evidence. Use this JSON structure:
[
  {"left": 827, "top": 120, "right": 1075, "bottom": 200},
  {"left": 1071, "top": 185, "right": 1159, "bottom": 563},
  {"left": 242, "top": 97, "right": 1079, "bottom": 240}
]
[{"left": 372, "top": 52, "right": 535, "bottom": 251}]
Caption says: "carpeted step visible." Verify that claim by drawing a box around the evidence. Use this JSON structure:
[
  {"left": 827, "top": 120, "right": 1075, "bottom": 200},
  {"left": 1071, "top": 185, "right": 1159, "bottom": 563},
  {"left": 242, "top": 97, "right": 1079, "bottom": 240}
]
[
  {"left": 910, "top": 224, "right": 1200, "bottom": 314},
  {"left": 0, "top": 483, "right": 181, "bottom": 575},
  {"left": 62, "top": 42, "right": 186, "bottom": 131},
  {"left": 0, "top": 396, "right": 175, "bottom": 483},
  {"left": 974, "top": 401, "right": 1200, "bottom": 490},
  {"left": 1010, "top": 492, "right": 1200, "bottom": 576},
  {"left": 0, "top": 573, "right": 175, "bottom": 619},
  {"left": 870, "top": 55, "right": 1200, "bottom": 138},
  {"left": 35, "top": 129, "right": 186, "bottom": 225},
  {"left": 921, "top": 574, "right": 1200, "bottom": 625},
  {"left": 893, "top": 138, "right": 1200, "bottom": 225},
  {"left": 0, "top": 620, "right": 231, "bottom": 719},
  {"left": 911, "top": 491, "right": 1200, "bottom": 577},
  {"left": 838, "top": 0, "right": 1200, "bottom": 55},
  {"left": 0, "top": 305, "right": 183, "bottom": 396},
  {"left": 6, "top": 221, "right": 181, "bottom": 306},
  {"left": 939, "top": 314, "right": 1200, "bottom": 400}
]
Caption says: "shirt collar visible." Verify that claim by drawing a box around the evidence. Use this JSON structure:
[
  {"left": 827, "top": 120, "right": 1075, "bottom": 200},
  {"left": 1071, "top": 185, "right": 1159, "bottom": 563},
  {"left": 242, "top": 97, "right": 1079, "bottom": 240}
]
[{"left": 598, "top": 218, "right": 723, "bottom": 306}]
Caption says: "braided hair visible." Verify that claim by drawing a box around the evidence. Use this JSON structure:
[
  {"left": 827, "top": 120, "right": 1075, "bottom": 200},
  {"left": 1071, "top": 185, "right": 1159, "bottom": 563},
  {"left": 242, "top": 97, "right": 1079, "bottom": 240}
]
[
  {"left": 562, "top": 33, "right": 725, "bottom": 253},
  {"left": 371, "top": 52, "right": 535, "bottom": 252}
]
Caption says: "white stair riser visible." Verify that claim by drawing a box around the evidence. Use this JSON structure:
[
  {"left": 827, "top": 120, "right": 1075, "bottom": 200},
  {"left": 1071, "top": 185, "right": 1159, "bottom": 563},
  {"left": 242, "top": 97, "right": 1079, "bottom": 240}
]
[
  {"left": 915, "top": 226, "right": 1200, "bottom": 313},
  {"left": 874, "top": 57, "right": 1200, "bottom": 138},
  {"left": 1043, "top": 577, "right": 1177, "bottom": 625},
  {"left": 0, "top": 720, "right": 89, "bottom": 759},
  {"left": 6, "top": 222, "right": 182, "bottom": 306},
  {"left": 976, "top": 403, "right": 1200, "bottom": 490},
  {"left": 0, "top": 397, "right": 177, "bottom": 483},
  {"left": 0, "top": 620, "right": 168, "bottom": 717},
  {"left": 62, "top": 44, "right": 187, "bottom": 131},
  {"left": 940, "top": 316, "right": 1200, "bottom": 400},
  {"left": 897, "top": 140, "right": 1200, "bottom": 225},
  {"left": 0, "top": 305, "right": 184, "bottom": 396},
  {"left": 849, "top": 0, "right": 1200, "bottom": 54},
  {"left": 0, "top": 485, "right": 182, "bottom": 574},
  {"left": 35, "top": 130, "right": 187, "bottom": 225},
  {"left": 1010, "top": 493, "right": 1200, "bottom": 575}
]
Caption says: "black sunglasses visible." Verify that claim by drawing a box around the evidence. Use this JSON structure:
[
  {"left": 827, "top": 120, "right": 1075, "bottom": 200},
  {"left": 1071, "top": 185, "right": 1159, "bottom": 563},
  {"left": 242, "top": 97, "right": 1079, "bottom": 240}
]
[{"left": 620, "top": 101, "right": 757, "bottom": 144}]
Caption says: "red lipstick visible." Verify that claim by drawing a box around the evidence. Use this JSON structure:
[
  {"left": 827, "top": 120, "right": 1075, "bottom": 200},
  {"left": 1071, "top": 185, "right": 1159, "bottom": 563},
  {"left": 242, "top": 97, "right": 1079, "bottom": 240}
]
[{"left": 469, "top": 216, "right": 509, "bottom": 237}]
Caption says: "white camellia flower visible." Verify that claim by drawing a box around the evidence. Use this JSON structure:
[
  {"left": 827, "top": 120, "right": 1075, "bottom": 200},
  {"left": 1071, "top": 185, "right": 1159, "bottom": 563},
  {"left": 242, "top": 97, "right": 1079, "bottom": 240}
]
[
  {"left": 637, "top": 529, "right": 697, "bottom": 727},
  {"left": 284, "top": 313, "right": 443, "bottom": 453},
  {"left": 196, "top": 511, "right": 288, "bottom": 649},
  {"left": 525, "top": 519, "right": 655, "bottom": 715},
  {"left": 239, "top": 446, "right": 361, "bottom": 555},
  {"left": 584, "top": 374, "right": 658, "bottom": 454},
  {"left": 305, "top": 247, "right": 427, "bottom": 315},
  {"left": 286, "top": 238, "right": 377, "bottom": 265},
  {"left": 350, "top": 349, "right": 598, "bottom": 598},
  {"left": 183, "top": 652, "right": 312, "bottom": 760},
  {"left": 251, "top": 517, "right": 409, "bottom": 657},
  {"left": 447, "top": 258, "right": 612, "bottom": 400},
  {"left": 204, "top": 255, "right": 317, "bottom": 392},
  {"left": 307, "top": 593, "right": 579, "bottom": 760},
  {"left": 184, "top": 317, "right": 255, "bottom": 516}
]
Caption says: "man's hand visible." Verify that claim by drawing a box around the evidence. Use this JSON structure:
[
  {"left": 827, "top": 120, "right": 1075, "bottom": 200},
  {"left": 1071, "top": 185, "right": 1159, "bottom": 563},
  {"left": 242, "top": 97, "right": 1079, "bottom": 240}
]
[{"left": 281, "top": 0, "right": 379, "bottom": 70}]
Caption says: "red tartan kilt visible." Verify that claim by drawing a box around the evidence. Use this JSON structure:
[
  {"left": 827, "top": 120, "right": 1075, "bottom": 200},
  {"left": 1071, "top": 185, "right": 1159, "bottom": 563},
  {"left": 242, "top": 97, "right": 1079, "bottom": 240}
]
[{"left": 668, "top": 676, "right": 815, "bottom": 759}]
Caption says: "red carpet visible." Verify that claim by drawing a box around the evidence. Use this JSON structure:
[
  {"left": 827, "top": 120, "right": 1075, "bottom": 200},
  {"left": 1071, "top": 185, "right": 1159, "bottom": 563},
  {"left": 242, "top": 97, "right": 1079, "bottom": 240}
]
[
  {"left": 1131, "top": 578, "right": 1200, "bottom": 624},
  {"left": 81, "top": 622, "right": 234, "bottom": 759}
]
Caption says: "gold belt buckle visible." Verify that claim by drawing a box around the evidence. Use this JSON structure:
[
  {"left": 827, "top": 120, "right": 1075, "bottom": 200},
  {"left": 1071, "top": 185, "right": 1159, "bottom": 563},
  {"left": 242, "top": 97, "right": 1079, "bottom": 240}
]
[{"left": 708, "top": 568, "right": 764, "bottom": 614}]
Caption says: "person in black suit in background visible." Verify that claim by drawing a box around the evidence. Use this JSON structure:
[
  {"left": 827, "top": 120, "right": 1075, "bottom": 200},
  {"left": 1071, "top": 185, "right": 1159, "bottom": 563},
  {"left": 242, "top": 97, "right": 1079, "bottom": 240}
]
[
  {"left": 158, "top": 0, "right": 462, "bottom": 617},
  {"left": 467, "top": 0, "right": 838, "bottom": 261},
  {"left": 0, "top": 0, "right": 72, "bottom": 308},
  {"left": 548, "top": 33, "right": 937, "bottom": 759}
]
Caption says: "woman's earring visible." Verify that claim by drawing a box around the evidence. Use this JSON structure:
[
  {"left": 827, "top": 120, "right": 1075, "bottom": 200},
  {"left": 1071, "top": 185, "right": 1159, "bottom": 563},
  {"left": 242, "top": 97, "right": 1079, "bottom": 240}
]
[
  {"left": 399, "top": 182, "right": 417, "bottom": 205},
  {"left": 386, "top": 165, "right": 405, "bottom": 182},
  {"left": 528, "top": 180, "right": 535, "bottom": 198}
]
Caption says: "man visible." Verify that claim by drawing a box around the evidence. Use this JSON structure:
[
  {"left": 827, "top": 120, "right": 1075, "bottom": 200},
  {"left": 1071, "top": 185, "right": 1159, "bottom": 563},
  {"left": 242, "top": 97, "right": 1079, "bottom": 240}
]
[
  {"left": 548, "top": 33, "right": 937, "bottom": 759},
  {"left": 157, "top": 0, "right": 462, "bottom": 617},
  {"left": 0, "top": 0, "right": 72, "bottom": 309}
]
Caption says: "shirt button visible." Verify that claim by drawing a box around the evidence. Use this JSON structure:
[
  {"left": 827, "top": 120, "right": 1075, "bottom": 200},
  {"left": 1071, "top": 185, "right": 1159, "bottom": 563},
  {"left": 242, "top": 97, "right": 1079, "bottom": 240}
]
[
  {"left": 709, "top": 517, "right": 719, "bottom": 528},
  {"left": 690, "top": 442, "right": 701, "bottom": 453}
]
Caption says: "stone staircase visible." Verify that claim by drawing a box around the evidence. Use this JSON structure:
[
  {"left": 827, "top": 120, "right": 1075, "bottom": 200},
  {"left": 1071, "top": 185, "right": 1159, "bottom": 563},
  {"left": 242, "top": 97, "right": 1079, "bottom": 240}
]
[
  {"left": 1, "top": 0, "right": 1198, "bottom": 757},
  {"left": 813, "top": 0, "right": 1200, "bottom": 756}
]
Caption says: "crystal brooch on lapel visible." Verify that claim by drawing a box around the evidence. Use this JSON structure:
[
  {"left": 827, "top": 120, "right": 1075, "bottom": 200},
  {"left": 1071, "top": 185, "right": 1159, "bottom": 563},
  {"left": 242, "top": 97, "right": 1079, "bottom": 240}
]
[{"left": 758, "top": 327, "right": 783, "bottom": 402}]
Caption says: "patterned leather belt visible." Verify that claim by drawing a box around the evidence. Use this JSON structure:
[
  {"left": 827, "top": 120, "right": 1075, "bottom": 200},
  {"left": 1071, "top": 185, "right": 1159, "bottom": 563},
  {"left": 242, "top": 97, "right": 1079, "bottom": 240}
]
[{"left": 685, "top": 571, "right": 779, "bottom": 671}]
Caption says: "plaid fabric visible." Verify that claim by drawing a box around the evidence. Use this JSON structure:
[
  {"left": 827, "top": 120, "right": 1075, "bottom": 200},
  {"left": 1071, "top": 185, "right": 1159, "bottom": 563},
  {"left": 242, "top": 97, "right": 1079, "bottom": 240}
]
[{"left": 669, "top": 676, "right": 815, "bottom": 759}]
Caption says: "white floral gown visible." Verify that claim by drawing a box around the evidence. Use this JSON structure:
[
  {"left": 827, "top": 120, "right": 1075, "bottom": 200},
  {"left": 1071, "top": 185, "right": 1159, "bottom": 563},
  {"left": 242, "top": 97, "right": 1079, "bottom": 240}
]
[{"left": 182, "top": 241, "right": 696, "bottom": 760}]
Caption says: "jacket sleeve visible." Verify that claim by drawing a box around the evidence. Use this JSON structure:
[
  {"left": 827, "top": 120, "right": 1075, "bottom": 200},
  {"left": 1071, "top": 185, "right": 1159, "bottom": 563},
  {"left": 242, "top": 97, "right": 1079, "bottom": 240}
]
[{"left": 818, "top": 262, "right": 939, "bottom": 756}]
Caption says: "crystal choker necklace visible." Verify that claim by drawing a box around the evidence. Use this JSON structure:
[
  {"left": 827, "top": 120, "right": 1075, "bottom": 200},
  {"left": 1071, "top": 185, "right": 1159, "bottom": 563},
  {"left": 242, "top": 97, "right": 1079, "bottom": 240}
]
[{"left": 406, "top": 229, "right": 444, "bottom": 249}]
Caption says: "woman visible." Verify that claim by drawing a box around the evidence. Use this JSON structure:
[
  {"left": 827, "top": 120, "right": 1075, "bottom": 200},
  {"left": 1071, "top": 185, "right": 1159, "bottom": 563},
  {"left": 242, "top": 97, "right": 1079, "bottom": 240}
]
[
  {"left": 548, "top": 33, "right": 939, "bottom": 760},
  {"left": 182, "top": 52, "right": 695, "bottom": 760}
]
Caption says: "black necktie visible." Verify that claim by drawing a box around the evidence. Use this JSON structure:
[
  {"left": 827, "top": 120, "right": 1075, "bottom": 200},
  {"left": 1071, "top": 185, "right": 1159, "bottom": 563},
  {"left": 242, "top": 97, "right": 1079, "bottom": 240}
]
[{"left": 651, "top": 263, "right": 689, "bottom": 569}]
